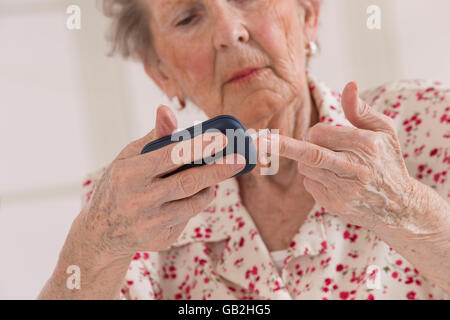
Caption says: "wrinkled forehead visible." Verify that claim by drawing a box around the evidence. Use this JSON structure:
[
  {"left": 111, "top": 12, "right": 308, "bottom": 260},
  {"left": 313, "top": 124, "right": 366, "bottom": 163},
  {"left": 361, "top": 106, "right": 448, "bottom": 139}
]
[{"left": 146, "top": 0, "right": 201, "bottom": 12}]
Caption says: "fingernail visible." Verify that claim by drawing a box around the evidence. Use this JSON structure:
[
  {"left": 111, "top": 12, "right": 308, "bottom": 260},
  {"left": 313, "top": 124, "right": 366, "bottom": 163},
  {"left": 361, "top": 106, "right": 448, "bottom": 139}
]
[
  {"left": 262, "top": 135, "right": 271, "bottom": 151},
  {"left": 260, "top": 152, "right": 270, "bottom": 166}
]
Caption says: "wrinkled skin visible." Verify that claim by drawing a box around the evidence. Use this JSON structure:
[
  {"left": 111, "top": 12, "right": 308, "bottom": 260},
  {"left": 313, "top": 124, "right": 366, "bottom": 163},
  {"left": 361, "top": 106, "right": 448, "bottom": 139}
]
[
  {"left": 273, "top": 82, "right": 450, "bottom": 291},
  {"left": 276, "top": 82, "right": 414, "bottom": 232},
  {"left": 38, "top": 106, "right": 245, "bottom": 299},
  {"left": 80, "top": 114, "right": 243, "bottom": 256},
  {"left": 39, "top": 0, "right": 449, "bottom": 299},
  {"left": 143, "top": 0, "right": 315, "bottom": 129}
]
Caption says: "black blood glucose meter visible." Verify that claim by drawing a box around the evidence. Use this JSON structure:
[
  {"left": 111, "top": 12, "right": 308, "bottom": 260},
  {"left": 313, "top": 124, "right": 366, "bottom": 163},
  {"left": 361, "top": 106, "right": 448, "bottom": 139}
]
[{"left": 140, "top": 115, "right": 257, "bottom": 177}]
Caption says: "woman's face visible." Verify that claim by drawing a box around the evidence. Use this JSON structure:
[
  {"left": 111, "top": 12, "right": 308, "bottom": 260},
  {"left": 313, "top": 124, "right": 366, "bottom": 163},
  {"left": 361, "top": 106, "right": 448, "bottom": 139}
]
[{"left": 144, "top": 0, "right": 319, "bottom": 128}]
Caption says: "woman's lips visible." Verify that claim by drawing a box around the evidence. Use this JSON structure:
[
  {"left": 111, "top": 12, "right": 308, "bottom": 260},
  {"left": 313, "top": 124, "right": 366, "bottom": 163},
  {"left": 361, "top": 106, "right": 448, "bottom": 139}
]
[{"left": 227, "top": 67, "right": 265, "bottom": 84}]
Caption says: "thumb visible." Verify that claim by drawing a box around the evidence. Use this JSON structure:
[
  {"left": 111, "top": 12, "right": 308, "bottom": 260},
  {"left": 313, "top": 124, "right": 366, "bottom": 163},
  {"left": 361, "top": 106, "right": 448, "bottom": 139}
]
[
  {"left": 342, "top": 82, "right": 395, "bottom": 134},
  {"left": 116, "top": 105, "right": 178, "bottom": 159},
  {"left": 155, "top": 104, "right": 178, "bottom": 138}
]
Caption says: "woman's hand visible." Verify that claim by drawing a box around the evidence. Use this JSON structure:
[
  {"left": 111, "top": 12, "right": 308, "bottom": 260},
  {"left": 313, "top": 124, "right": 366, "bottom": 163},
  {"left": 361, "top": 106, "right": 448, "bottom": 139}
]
[
  {"left": 78, "top": 106, "right": 244, "bottom": 257},
  {"left": 273, "top": 82, "right": 415, "bottom": 231},
  {"left": 271, "top": 82, "right": 450, "bottom": 292},
  {"left": 38, "top": 105, "right": 245, "bottom": 299}
]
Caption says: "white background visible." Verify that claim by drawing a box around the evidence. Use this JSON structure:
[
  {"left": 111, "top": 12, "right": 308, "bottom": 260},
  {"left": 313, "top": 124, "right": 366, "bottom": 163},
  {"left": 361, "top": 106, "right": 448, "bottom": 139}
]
[{"left": 1, "top": 0, "right": 449, "bottom": 299}]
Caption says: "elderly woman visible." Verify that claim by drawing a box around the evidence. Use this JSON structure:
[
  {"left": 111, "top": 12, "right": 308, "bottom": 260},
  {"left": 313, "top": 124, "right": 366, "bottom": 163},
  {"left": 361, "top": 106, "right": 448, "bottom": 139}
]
[{"left": 39, "top": 0, "right": 449, "bottom": 300}]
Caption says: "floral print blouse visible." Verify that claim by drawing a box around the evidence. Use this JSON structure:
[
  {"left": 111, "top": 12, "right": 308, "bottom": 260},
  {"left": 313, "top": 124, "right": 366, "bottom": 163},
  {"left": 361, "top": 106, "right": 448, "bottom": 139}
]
[{"left": 81, "top": 76, "right": 449, "bottom": 300}]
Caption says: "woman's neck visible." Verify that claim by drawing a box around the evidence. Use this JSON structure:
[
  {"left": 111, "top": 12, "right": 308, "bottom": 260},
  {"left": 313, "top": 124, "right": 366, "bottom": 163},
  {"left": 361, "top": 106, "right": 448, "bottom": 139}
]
[{"left": 247, "top": 88, "right": 319, "bottom": 186}]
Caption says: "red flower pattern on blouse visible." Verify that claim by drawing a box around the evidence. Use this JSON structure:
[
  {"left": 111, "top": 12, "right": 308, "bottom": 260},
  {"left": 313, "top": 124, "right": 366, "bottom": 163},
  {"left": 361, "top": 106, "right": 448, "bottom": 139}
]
[{"left": 81, "top": 76, "right": 449, "bottom": 300}]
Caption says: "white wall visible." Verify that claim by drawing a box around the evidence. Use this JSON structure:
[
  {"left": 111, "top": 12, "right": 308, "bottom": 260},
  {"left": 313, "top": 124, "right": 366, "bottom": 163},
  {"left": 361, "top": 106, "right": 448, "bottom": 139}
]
[
  {"left": 1, "top": 0, "right": 449, "bottom": 299},
  {"left": 310, "top": 0, "right": 450, "bottom": 92}
]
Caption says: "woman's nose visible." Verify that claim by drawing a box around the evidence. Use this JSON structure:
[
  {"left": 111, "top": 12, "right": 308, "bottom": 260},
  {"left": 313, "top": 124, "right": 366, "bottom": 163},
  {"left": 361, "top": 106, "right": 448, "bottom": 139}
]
[{"left": 212, "top": 9, "right": 249, "bottom": 50}]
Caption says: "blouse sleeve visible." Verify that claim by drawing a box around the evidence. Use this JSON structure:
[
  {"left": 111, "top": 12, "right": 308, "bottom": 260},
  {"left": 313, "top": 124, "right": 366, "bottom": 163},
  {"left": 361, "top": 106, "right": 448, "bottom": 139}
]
[
  {"left": 120, "top": 252, "right": 164, "bottom": 300},
  {"left": 361, "top": 80, "right": 449, "bottom": 202},
  {"left": 80, "top": 168, "right": 162, "bottom": 300}
]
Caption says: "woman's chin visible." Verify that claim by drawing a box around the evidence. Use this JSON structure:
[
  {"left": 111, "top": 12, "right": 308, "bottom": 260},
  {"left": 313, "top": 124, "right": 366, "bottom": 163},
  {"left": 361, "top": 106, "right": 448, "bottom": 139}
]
[{"left": 224, "top": 91, "right": 290, "bottom": 128}]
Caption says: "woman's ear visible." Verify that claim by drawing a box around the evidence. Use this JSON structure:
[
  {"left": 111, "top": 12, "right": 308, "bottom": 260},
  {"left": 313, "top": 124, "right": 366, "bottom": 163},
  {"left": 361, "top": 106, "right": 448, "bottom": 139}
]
[
  {"left": 298, "top": 0, "right": 321, "bottom": 42},
  {"left": 142, "top": 50, "right": 182, "bottom": 101}
]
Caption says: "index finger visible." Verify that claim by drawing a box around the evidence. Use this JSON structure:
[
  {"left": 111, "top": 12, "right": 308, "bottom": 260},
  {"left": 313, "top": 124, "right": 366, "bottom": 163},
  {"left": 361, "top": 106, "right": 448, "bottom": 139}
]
[{"left": 274, "top": 134, "right": 348, "bottom": 171}]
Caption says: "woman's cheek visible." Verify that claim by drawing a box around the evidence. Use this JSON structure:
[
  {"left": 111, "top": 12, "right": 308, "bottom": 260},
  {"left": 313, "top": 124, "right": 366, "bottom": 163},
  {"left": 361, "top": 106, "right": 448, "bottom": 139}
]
[
  {"left": 250, "top": 6, "right": 303, "bottom": 72},
  {"left": 171, "top": 42, "right": 222, "bottom": 115},
  {"left": 251, "top": 13, "right": 285, "bottom": 59},
  {"left": 174, "top": 44, "right": 212, "bottom": 84}
]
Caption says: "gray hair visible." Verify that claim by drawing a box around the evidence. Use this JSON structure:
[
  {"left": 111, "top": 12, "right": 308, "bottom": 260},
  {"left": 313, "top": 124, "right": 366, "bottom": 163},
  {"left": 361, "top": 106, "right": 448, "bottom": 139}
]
[{"left": 101, "top": 0, "right": 152, "bottom": 62}]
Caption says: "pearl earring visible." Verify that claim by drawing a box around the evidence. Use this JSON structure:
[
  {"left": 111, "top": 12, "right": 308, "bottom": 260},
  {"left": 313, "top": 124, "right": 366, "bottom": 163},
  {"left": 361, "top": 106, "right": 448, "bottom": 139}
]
[{"left": 306, "top": 41, "right": 318, "bottom": 57}]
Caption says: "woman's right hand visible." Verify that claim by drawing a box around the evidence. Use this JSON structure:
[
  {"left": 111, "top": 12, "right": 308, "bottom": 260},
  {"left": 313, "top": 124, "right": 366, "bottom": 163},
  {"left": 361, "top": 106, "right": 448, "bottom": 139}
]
[
  {"left": 77, "top": 105, "right": 246, "bottom": 259},
  {"left": 38, "top": 105, "right": 245, "bottom": 299}
]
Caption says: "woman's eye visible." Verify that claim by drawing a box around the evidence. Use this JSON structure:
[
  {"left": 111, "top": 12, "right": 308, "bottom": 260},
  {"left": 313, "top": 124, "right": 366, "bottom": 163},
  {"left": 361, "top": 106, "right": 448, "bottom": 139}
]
[
  {"left": 235, "top": 0, "right": 257, "bottom": 4},
  {"left": 176, "top": 15, "right": 196, "bottom": 27}
]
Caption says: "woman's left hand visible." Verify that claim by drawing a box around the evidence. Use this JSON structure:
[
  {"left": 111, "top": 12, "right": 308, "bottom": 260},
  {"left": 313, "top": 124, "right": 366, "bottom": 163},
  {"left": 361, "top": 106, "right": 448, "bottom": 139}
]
[
  {"left": 272, "top": 81, "right": 450, "bottom": 292},
  {"left": 272, "top": 82, "right": 419, "bottom": 232}
]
